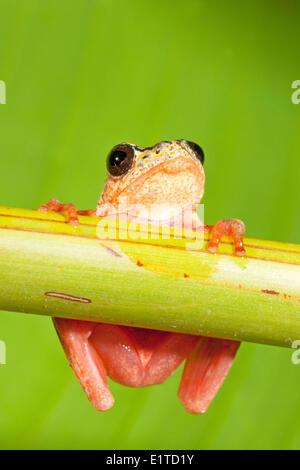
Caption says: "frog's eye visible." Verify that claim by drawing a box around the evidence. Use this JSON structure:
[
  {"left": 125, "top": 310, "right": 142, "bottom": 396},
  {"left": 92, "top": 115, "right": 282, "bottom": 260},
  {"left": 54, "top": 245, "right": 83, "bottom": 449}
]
[
  {"left": 185, "top": 141, "right": 205, "bottom": 165},
  {"left": 106, "top": 144, "right": 134, "bottom": 177}
]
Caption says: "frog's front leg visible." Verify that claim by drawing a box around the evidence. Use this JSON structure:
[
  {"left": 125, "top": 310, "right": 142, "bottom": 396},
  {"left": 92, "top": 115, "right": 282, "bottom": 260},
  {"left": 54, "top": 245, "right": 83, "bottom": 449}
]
[
  {"left": 38, "top": 198, "right": 96, "bottom": 225},
  {"left": 207, "top": 219, "right": 246, "bottom": 256}
]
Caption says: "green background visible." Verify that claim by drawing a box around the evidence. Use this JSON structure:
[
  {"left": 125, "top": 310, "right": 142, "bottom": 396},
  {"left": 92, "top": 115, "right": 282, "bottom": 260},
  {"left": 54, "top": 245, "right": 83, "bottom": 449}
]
[{"left": 0, "top": 0, "right": 300, "bottom": 450}]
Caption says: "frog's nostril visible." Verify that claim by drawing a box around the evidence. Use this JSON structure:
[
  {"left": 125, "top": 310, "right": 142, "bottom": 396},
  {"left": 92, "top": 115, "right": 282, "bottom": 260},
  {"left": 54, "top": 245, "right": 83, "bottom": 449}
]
[{"left": 107, "top": 143, "right": 134, "bottom": 177}]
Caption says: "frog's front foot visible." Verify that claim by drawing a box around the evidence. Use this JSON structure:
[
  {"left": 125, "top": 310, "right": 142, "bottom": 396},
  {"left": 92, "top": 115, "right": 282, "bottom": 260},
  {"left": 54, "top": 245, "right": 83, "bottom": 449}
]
[
  {"left": 208, "top": 218, "right": 246, "bottom": 256},
  {"left": 37, "top": 198, "right": 96, "bottom": 225}
]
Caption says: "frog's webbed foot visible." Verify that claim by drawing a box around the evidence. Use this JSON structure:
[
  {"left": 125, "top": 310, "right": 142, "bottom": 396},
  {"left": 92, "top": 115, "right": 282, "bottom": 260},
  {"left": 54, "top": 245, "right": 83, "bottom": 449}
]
[
  {"left": 37, "top": 198, "right": 96, "bottom": 225},
  {"left": 208, "top": 219, "right": 246, "bottom": 256}
]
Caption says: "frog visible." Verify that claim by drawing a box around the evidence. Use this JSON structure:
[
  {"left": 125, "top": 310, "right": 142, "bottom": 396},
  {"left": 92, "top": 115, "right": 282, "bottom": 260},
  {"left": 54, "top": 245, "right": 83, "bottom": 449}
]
[{"left": 38, "top": 140, "right": 245, "bottom": 414}]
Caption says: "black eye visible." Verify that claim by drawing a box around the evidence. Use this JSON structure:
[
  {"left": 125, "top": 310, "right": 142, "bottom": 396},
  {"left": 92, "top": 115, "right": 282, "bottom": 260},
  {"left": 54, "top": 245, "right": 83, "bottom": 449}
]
[
  {"left": 185, "top": 141, "right": 205, "bottom": 165},
  {"left": 106, "top": 144, "right": 134, "bottom": 177}
]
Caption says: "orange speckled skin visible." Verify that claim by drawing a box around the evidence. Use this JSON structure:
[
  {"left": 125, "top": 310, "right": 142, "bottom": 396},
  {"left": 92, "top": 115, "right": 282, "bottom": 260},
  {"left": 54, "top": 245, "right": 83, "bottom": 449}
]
[
  {"left": 38, "top": 140, "right": 244, "bottom": 414},
  {"left": 96, "top": 140, "right": 205, "bottom": 222}
]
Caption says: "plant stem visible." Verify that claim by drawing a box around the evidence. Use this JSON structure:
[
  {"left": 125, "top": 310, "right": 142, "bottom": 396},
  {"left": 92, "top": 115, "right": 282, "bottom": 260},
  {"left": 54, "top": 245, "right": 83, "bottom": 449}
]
[{"left": 0, "top": 205, "right": 300, "bottom": 348}]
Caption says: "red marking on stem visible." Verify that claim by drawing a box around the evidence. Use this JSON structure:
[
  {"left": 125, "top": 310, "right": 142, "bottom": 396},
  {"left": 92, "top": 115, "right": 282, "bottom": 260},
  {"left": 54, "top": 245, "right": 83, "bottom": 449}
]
[
  {"left": 261, "top": 289, "right": 279, "bottom": 295},
  {"left": 101, "top": 244, "right": 122, "bottom": 258},
  {"left": 45, "top": 292, "right": 91, "bottom": 303}
]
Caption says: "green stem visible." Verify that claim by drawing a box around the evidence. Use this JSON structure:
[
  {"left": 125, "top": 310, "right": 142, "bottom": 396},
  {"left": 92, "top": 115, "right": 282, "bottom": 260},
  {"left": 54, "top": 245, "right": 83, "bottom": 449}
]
[{"left": 0, "top": 205, "right": 300, "bottom": 348}]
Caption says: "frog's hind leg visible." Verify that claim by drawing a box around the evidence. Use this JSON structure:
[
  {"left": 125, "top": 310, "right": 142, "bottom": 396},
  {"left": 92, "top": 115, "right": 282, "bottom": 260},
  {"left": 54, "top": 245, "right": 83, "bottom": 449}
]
[
  {"left": 89, "top": 324, "right": 198, "bottom": 387},
  {"left": 178, "top": 337, "right": 240, "bottom": 414},
  {"left": 53, "top": 318, "right": 114, "bottom": 411}
]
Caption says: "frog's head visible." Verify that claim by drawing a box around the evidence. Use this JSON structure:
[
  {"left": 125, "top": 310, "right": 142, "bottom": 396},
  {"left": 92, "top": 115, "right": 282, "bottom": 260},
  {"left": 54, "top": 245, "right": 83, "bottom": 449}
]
[{"left": 98, "top": 140, "right": 205, "bottom": 220}]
